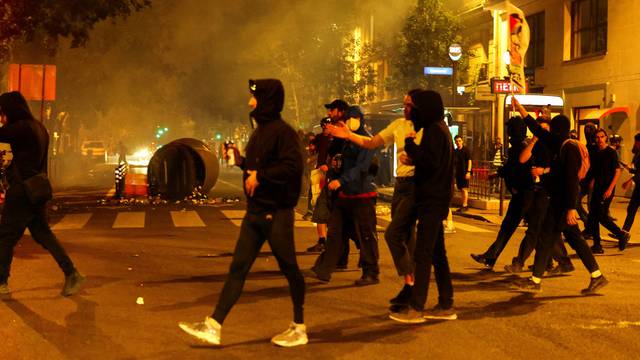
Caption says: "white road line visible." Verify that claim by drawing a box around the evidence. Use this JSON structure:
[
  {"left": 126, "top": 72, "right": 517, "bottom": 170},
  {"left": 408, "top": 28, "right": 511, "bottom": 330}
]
[
  {"left": 217, "top": 179, "right": 244, "bottom": 191},
  {"left": 113, "top": 212, "right": 146, "bottom": 228},
  {"left": 170, "top": 210, "right": 206, "bottom": 227},
  {"left": 221, "top": 210, "right": 245, "bottom": 226},
  {"left": 52, "top": 213, "right": 92, "bottom": 230},
  {"left": 454, "top": 222, "right": 492, "bottom": 233}
]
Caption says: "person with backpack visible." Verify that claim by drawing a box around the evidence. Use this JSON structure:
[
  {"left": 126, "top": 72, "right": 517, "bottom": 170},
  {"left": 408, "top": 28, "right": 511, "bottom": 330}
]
[
  {"left": 511, "top": 97, "right": 607, "bottom": 294},
  {"left": 584, "top": 129, "right": 630, "bottom": 253},
  {"left": 0, "top": 91, "right": 85, "bottom": 297}
]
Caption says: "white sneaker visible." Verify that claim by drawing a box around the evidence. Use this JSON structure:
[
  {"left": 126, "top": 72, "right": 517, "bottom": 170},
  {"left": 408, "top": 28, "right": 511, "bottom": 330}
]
[
  {"left": 271, "top": 322, "right": 308, "bottom": 347},
  {"left": 178, "top": 316, "right": 221, "bottom": 345}
]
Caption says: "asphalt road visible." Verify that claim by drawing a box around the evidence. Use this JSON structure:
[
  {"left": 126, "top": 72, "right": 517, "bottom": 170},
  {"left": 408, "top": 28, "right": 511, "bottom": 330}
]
[{"left": 2, "top": 167, "right": 640, "bottom": 359}]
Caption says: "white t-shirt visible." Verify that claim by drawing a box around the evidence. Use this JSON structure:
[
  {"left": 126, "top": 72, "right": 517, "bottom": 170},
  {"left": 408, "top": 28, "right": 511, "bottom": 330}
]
[{"left": 378, "top": 118, "right": 423, "bottom": 178}]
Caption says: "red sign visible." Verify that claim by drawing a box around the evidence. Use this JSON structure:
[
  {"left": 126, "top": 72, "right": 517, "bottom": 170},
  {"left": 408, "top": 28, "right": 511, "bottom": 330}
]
[
  {"left": 7, "top": 64, "right": 57, "bottom": 101},
  {"left": 491, "top": 79, "right": 527, "bottom": 94}
]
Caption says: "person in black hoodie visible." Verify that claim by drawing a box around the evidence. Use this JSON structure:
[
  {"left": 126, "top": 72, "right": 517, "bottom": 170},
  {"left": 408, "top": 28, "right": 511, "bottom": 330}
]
[
  {"left": 179, "top": 79, "right": 308, "bottom": 347},
  {"left": 389, "top": 90, "right": 456, "bottom": 323},
  {"left": 0, "top": 91, "right": 84, "bottom": 297},
  {"left": 511, "top": 97, "right": 607, "bottom": 294}
]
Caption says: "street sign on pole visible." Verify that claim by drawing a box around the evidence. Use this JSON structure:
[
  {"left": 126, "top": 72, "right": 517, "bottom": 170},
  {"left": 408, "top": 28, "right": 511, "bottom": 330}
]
[{"left": 424, "top": 67, "right": 453, "bottom": 76}]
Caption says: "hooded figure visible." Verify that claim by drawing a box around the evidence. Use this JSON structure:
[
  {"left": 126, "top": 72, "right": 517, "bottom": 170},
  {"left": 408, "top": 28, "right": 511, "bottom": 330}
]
[
  {"left": 0, "top": 91, "right": 84, "bottom": 297},
  {"left": 0, "top": 91, "right": 49, "bottom": 183},
  {"left": 499, "top": 116, "right": 531, "bottom": 194},
  {"left": 241, "top": 79, "right": 304, "bottom": 212}
]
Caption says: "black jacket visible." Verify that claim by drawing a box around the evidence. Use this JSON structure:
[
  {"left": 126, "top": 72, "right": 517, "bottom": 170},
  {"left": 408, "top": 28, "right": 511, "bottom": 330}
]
[
  {"left": 404, "top": 90, "right": 453, "bottom": 212},
  {"left": 0, "top": 92, "right": 49, "bottom": 185},
  {"left": 242, "top": 79, "right": 303, "bottom": 212}
]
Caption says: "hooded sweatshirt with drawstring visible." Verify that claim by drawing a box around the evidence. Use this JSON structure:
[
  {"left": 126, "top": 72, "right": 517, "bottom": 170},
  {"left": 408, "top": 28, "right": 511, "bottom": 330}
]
[
  {"left": 0, "top": 91, "right": 49, "bottom": 184},
  {"left": 404, "top": 90, "right": 454, "bottom": 212},
  {"left": 241, "top": 79, "right": 303, "bottom": 213}
]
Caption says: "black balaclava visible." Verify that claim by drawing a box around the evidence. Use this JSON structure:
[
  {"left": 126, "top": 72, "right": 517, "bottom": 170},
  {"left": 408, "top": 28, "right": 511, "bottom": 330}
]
[
  {"left": 550, "top": 114, "right": 570, "bottom": 141},
  {"left": 506, "top": 116, "right": 527, "bottom": 145},
  {"left": 0, "top": 91, "right": 34, "bottom": 124},
  {"left": 249, "top": 79, "right": 284, "bottom": 127},
  {"left": 409, "top": 90, "right": 444, "bottom": 132}
]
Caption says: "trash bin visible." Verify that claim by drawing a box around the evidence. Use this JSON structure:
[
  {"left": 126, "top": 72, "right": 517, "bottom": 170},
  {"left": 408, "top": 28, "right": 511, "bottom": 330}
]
[{"left": 147, "top": 138, "right": 219, "bottom": 201}]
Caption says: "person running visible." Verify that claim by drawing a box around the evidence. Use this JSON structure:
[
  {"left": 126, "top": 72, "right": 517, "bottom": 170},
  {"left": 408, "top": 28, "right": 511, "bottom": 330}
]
[
  {"left": 327, "top": 89, "right": 424, "bottom": 307},
  {"left": 585, "top": 129, "right": 630, "bottom": 253},
  {"left": 454, "top": 135, "right": 471, "bottom": 212},
  {"left": 511, "top": 97, "right": 608, "bottom": 294},
  {"left": 389, "top": 90, "right": 456, "bottom": 323},
  {"left": 178, "top": 79, "right": 307, "bottom": 347},
  {"left": 0, "top": 91, "right": 85, "bottom": 297}
]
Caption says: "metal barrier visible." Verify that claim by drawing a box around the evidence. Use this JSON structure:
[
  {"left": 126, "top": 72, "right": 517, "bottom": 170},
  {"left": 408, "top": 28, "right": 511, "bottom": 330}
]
[{"left": 469, "top": 160, "right": 501, "bottom": 200}]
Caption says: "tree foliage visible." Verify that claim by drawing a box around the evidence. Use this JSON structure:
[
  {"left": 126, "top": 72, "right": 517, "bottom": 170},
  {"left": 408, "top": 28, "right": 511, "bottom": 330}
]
[
  {"left": 389, "top": 0, "right": 467, "bottom": 98},
  {"left": 0, "top": 0, "right": 151, "bottom": 61}
]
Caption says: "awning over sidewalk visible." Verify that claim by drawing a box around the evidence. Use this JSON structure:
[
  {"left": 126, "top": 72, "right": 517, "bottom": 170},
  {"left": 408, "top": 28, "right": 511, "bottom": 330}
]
[{"left": 581, "top": 106, "right": 630, "bottom": 121}]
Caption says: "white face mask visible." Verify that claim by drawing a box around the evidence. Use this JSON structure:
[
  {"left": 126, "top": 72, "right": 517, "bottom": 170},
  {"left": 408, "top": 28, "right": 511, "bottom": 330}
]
[{"left": 347, "top": 117, "right": 360, "bottom": 131}]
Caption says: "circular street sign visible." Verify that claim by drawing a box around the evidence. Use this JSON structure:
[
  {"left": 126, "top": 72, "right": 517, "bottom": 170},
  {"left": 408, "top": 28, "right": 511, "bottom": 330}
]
[{"left": 449, "top": 44, "right": 462, "bottom": 61}]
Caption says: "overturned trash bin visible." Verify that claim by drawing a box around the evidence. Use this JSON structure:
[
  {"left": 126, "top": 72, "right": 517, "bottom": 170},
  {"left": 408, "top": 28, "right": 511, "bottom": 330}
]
[{"left": 147, "top": 138, "right": 219, "bottom": 201}]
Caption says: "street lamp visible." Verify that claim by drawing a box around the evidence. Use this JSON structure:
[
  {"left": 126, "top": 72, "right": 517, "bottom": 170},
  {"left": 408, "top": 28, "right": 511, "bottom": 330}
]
[{"left": 449, "top": 43, "right": 462, "bottom": 107}]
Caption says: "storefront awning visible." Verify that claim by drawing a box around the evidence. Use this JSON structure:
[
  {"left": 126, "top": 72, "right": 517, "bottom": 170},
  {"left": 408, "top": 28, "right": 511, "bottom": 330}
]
[{"left": 581, "top": 106, "right": 630, "bottom": 121}]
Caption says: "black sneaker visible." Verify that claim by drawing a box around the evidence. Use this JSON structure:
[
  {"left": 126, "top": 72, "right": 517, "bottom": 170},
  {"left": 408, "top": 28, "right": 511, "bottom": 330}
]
[
  {"left": 335, "top": 264, "right": 349, "bottom": 271},
  {"left": 582, "top": 230, "right": 593, "bottom": 240},
  {"left": 618, "top": 231, "right": 630, "bottom": 251},
  {"left": 504, "top": 258, "right": 524, "bottom": 274},
  {"left": 61, "top": 270, "right": 86, "bottom": 297},
  {"left": 470, "top": 254, "right": 493, "bottom": 269},
  {"left": 306, "top": 242, "right": 325, "bottom": 253},
  {"left": 559, "top": 262, "right": 575, "bottom": 273},
  {"left": 0, "top": 282, "right": 10, "bottom": 295},
  {"left": 389, "top": 306, "right": 425, "bottom": 324},
  {"left": 511, "top": 277, "right": 541, "bottom": 293},
  {"left": 581, "top": 275, "right": 609, "bottom": 295},
  {"left": 389, "top": 284, "right": 413, "bottom": 305},
  {"left": 590, "top": 245, "right": 604, "bottom": 255},
  {"left": 423, "top": 304, "right": 457, "bottom": 320},
  {"left": 301, "top": 269, "right": 329, "bottom": 283},
  {"left": 354, "top": 274, "right": 379, "bottom": 286}
]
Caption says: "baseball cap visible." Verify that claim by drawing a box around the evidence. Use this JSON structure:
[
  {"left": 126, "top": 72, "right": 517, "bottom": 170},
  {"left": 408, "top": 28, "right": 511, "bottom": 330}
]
[{"left": 324, "top": 99, "right": 349, "bottom": 112}]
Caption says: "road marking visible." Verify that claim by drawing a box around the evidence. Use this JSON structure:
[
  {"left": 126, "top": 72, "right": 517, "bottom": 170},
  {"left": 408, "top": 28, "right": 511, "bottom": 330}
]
[
  {"left": 170, "top": 211, "right": 206, "bottom": 227},
  {"left": 217, "top": 179, "right": 244, "bottom": 192},
  {"left": 450, "top": 222, "right": 492, "bottom": 233},
  {"left": 221, "top": 210, "right": 245, "bottom": 226},
  {"left": 293, "top": 212, "right": 316, "bottom": 228},
  {"left": 52, "top": 213, "right": 92, "bottom": 230},
  {"left": 113, "top": 212, "right": 146, "bottom": 228}
]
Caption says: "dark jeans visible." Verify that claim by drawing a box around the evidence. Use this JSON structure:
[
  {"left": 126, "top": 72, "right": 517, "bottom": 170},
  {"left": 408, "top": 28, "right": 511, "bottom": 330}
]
[
  {"left": 410, "top": 205, "right": 453, "bottom": 311},
  {"left": 212, "top": 208, "right": 305, "bottom": 324},
  {"left": 313, "top": 197, "right": 379, "bottom": 280},
  {"left": 483, "top": 190, "right": 527, "bottom": 265},
  {"left": 384, "top": 178, "right": 417, "bottom": 276},
  {"left": 577, "top": 181, "right": 591, "bottom": 226},
  {"left": 514, "top": 189, "right": 571, "bottom": 266},
  {"left": 587, "top": 191, "right": 625, "bottom": 247},
  {"left": 623, "top": 184, "right": 640, "bottom": 231},
  {"left": 532, "top": 205, "right": 598, "bottom": 278},
  {"left": 0, "top": 183, "right": 75, "bottom": 283}
]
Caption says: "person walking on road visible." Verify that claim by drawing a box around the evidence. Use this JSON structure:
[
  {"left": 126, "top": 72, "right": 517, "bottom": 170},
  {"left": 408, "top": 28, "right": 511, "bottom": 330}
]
[
  {"left": 178, "top": 79, "right": 308, "bottom": 347},
  {"left": 327, "top": 89, "right": 425, "bottom": 308},
  {"left": 0, "top": 91, "right": 85, "bottom": 297},
  {"left": 622, "top": 133, "right": 640, "bottom": 233},
  {"left": 389, "top": 90, "right": 456, "bottom": 323},
  {"left": 511, "top": 97, "right": 608, "bottom": 295},
  {"left": 585, "top": 129, "right": 630, "bottom": 253},
  {"left": 453, "top": 135, "right": 472, "bottom": 212}
]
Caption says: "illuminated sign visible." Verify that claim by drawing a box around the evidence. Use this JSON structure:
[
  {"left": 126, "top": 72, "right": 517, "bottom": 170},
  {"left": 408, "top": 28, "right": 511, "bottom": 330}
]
[
  {"left": 491, "top": 79, "right": 528, "bottom": 94},
  {"left": 424, "top": 67, "right": 453, "bottom": 76}
]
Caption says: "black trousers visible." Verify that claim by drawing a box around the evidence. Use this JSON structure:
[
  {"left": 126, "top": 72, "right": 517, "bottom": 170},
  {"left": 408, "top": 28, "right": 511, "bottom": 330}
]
[
  {"left": 623, "top": 184, "right": 640, "bottom": 231},
  {"left": 0, "top": 183, "right": 75, "bottom": 283},
  {"left": 212, "top": 208, "right": 305, "bottom": 324},
  {"left": 384, "top": 178, "right": 417, "bottom": 276},
  {"left": 577, "top": 181, "right": 591, "bottom": 226},
  {"left": 483, "top": 190, "right": 527, "bottom": 265},
  {"left": 410, "top": 205, "right": 453, "bottom": 311},
  {"left": 532, "top": 205, "right": 598, "bottom": 279},
  {"left": 587, "top": 190, "right": 625, "bottom": 247},
  {"left": 514, "top": 189, "right": 571, "bottom": 266},
  {"left": 313, "top": 197, "right": 379, "bottom": 280}
]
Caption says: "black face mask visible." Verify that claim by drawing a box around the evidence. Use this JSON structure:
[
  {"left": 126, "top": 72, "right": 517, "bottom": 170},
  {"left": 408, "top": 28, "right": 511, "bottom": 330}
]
[{"left": 409, "top": 107, "right": 424, "bottom": 132}]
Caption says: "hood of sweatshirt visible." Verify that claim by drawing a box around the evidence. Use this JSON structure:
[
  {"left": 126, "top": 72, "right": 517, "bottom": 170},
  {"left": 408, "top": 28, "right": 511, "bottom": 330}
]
[
  {"left": 507, "top": 116, "right": 527, "bottom": 145},
  {"left": 344, "top": 105, "right": 368, "bottom": 135},
  {"left": 0, "top": 91, "right": 34, "bottom": 124},
  {"left": 249, "top": 79, "right": 284, "bottom": 125},
  {"left": 409, "top": 90, "right": 444, "bottom": 131}
]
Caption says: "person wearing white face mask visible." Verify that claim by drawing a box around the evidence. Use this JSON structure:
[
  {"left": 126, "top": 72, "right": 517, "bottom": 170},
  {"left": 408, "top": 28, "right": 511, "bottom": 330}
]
[{"left": 304, "top": 105, "right": 380, "bottom": 286}]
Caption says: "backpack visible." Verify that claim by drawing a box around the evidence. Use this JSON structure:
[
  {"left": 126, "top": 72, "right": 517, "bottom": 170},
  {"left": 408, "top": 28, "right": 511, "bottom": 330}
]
[{"left": 561, "top": 139, "right": 590, "bottom": 180}]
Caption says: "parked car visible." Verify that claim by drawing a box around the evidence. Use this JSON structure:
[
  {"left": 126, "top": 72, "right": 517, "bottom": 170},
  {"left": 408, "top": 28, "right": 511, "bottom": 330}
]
[{"left": 81, "top": 140, "right": 106, "bottom": 160}]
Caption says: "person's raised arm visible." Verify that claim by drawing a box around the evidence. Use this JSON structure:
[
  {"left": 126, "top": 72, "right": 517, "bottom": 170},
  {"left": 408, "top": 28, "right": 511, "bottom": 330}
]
[{"left": 327, "top": 122, "right": 384, "bottom": 150}]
